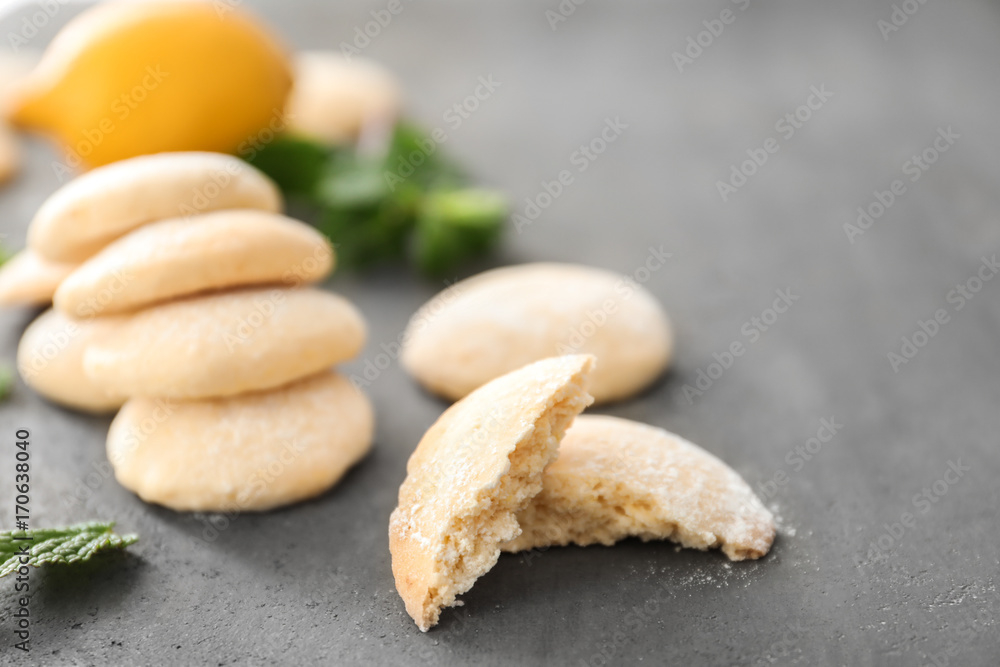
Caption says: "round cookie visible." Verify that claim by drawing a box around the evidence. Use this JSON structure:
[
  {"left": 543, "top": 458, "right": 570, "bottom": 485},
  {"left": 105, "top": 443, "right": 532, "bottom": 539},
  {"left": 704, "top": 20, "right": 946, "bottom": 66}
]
[
  {"left": 390, "top": 355, "right": 595, "bottom": 632},
  {"left": 28, "top": 151, "right": 282, "bottom": 262},
  {"left": 504, "top": 415, "right": 776, "bottom": 561},
  {"left": 0, "top": 51, "right": 36, "bottom": 103},
  {"left": 17, "top": 309, "right": 127, "bottom": 413},
  {"left": 401, "top": 263, "right": 673, "bottom": 405},
  {"left": 286, "top": 51, "right": 401, "bottom": 144},
  {"left": 0, "top": 250, "right": 76, "bottom": 305},
  {"left": 107, "top": 370, "right": 374, "bottom": 512},
  {"left": 54, "top": 210, "right": 334, "bottom": 317},
  {"left": 84, "top": 286, "right": 366, "bottom": 399}
]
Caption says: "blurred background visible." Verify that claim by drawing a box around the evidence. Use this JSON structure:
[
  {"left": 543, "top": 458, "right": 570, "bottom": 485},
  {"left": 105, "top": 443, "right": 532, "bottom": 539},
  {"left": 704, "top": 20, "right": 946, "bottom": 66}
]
[{"left": 0, "top": 1, "right": 998, "bottom": 665}]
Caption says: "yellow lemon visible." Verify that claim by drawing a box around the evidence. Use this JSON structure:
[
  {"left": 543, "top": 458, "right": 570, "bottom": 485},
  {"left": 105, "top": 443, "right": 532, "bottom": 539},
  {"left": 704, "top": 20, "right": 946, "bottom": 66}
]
[{"left": 7, "top": 0, "right": 293, "bottom": 168}]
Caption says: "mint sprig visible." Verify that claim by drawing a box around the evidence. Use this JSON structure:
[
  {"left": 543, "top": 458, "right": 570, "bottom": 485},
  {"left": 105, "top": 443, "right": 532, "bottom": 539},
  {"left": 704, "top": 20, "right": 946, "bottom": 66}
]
[
  {"left": 246, "top": 123, "right": 507, "bottom": 276},
  {"left": 0, "top": 364, "right": 13, "bottom": 401},
  {"left": 1, "top": 522, "right": 138, "bottom": 577}
]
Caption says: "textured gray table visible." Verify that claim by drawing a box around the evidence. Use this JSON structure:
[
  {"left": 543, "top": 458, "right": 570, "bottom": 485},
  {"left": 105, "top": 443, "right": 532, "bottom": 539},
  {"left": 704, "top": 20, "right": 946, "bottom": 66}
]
[{"left": 2, "top": 1, "right": 999, "bottom": 665}]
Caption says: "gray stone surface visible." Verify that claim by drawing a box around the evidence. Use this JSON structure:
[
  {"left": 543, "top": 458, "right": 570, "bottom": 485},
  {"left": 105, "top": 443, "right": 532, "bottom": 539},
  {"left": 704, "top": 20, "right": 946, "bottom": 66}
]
[{"left": 1, "top": 0, "right": 999, "bottom": 664}]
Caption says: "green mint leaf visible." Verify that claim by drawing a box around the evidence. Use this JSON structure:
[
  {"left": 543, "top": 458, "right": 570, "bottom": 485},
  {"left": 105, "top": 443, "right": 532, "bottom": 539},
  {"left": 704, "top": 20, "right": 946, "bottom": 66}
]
[
  {"left": 414, "top": 188, "right": 506, "bottom": 276},
  {"left": 385, "top": 123, "right": 467, "bottom": 190},
  {"left": 318, "top": 197, "right": 413, "bottom": 269},
  {"left": 318, "top": 154, "right": 390, "bottom": 209},
  {"left": 244, "top": 136, "right": 330, "bottom": 196},
  {"left": 0, "top": 364, "right": 13, "bottom": 402},
  {"left": 241, "top": 123, "right": 503, "bottom": 274},
  {"left": 0, "top": 522, "right": 138, "bottom": 577}
]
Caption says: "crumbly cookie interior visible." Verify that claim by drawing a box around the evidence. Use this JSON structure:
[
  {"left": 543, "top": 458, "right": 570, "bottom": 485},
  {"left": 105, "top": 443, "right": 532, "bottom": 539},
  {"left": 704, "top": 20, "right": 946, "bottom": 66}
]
[{"left": 416, "top": 377, "right": 591, "bottom": 630}]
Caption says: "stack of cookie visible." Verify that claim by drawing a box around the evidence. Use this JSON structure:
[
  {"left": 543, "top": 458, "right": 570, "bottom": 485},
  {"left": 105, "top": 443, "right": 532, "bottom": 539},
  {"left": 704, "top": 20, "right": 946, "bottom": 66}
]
[{"left": 11, "top": 151, "right": 374, "bottom": 512}]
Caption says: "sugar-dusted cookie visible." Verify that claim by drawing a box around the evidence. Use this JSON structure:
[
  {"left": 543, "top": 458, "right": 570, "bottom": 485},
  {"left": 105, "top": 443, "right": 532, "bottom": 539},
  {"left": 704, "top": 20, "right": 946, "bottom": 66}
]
[
  {"left": 17, "top": 309, "right": 126, "bottom": 413},
  {"left": 0, "top": 250, "right": 76, "bottom": 305},
  {"left": 54, "top": 210, "right": 333, "bottom": 317},
  {"left": 108, "top": 370, "right": 374, "bottom": 512},
  {"left": 286, "top": 51, "right": 401, "bottom": 144},
  {"left": 401, "top": 263, "right": 672, "bottom": 405},
  {"left": 390, "top": 355, "right": 595, "bottom": 631},
  {"left": 504, "top": 415, "right": 775, "bottom": 561},
  {"left": 28, "top": 151, "right": 282, "bottom": 262},
  {"left": 84, "top": 286, "right": 365, "bottom": 399}
]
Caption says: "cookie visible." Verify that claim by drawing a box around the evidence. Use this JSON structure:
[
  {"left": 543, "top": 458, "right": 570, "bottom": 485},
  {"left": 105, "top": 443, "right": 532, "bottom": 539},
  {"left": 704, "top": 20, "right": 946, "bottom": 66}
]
[
  {"left": 16, "top": 309, "right": 127, "bottom": 413},
  {"left": 108, "top": 370, "right": 374, "bottom": 512},
  {"left": 27, "top": 151, "right": 282, "bottom": 262},
  {"left": 390, "top": 354, "right": 595, "bottom": 631},
  {"left": 0, "top": 51, "right": 35, "bottom": 104},
  {"left": 54, "top": 210, "right": 334, "bottom": 317},
  {"left": 286, "top": 51, "right": 401, "bottom": 144},
  {"left": 84, "top": 286, "right": 366, "bottom": 399},
  {"left": 401, "top": 263, "right": 672, "bottom": 405},
  {"left": 503, "top": 415, "right": 775, "bottom": 561},
  {"left": 0, "top": 250, "right": 76, "bottom": 305}
]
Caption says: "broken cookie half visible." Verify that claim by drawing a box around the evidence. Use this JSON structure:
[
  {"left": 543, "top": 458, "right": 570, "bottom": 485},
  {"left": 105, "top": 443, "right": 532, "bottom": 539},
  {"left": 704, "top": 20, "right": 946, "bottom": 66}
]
[
  {"left": 389, "top": 354, "right": 596, "bottom": 631},
  {"left": 503, "top": 415, "right": 776, "bottom": 561}
]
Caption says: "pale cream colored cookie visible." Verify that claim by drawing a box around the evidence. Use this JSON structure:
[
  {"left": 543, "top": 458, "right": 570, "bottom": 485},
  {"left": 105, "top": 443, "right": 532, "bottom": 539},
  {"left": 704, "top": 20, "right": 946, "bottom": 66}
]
[
  {"left": 0, "top": 249, "right": 76, "bottom": 305},
  {"left": 503, "top": 415, "right": 775, "bottom": 561},
  {"left": 107, "top": 370, "right": 374, "bottom": 512},
  {"left": 54, "top": 210, "right": 334, "bottom": 317},
  {"left": 16, "top": 309, "right": 126, "bottom": 413},
  {"left": 27, "top": 151, "right": 282, "bottom": 262},
  {"left": 401, "top": 263, "right": 672, "bottom": 405},
  {"left": 84, "top": 286, "right": 366, "bottom": 399},
  {"left": 0, "top": 122, "right": 19, "bottom": 184},
  {"left": 390, "top": 354, "right": 595, "bottom": 632},
  {"left": 0, "top": 51, "right": 37, "bottom": 106},
  {"left": 286, "top": 51, "right": 402, "bottom": 144}
]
